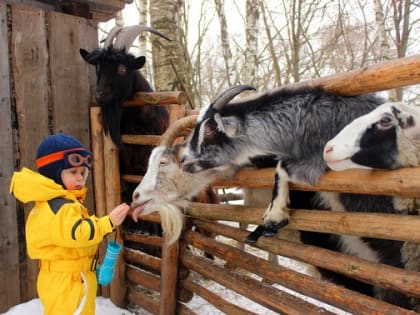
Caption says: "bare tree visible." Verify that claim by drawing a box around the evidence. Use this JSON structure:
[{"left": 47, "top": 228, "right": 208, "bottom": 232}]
[
  {"left": 244, "top": 0, "right": 259, "bottom": 85},
  {"left": 214, "top": 0, "right": 233, "bottom": 86},
  {"left": 150, "top": 0, "right": 187, "bottom": 93}
]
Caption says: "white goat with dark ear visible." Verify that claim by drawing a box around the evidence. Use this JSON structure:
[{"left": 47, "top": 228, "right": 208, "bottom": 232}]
[
  {"left": 324, "top": 102, "right": 420, "bottom": 171},
  {"left": 324, "top": 101, "right": 420, "bottom": 311}
]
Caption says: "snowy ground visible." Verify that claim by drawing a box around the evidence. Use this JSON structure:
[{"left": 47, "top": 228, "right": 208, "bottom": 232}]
[{"left": 2, "top": 297, "right": 135, "bottom": 315}]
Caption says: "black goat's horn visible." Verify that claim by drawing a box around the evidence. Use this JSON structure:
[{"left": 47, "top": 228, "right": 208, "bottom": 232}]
[
  {"left": 113, "top": 25, "right": 172, "bottom": 52},
  {"left": 102, "top": 26, "right": 123, "bottom": 48},
  {"left": 212, "top": 85, "right": 256, "bottom": 110}
]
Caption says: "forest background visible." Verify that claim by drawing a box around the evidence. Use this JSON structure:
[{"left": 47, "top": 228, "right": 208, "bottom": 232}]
[{"left": 99, "top": 0, "right": 420, "bottom": 112}]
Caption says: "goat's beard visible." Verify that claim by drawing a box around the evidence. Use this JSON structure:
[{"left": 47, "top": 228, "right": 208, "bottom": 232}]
[{"left": 100, "top": 101, "right": 123, "bottom": 147}]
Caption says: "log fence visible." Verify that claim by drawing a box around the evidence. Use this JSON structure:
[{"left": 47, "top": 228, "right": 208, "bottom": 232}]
[{"left": 92, "top": 55, "right": 420, "bottom": 314}]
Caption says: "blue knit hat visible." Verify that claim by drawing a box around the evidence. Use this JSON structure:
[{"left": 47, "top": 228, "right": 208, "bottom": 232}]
[{"left": 35, "top": 133, "right": 93, "bottom": 186}]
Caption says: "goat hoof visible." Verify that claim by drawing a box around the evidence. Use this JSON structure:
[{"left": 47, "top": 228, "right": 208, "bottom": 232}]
[
  {"left": 245, "top": 225, "right": 265, "bottom": 243},
  {"left": 263, "top": 219, "right": 289, "bottom": 237}
]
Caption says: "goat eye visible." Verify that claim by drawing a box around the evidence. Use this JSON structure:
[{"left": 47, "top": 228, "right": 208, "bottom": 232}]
[
  {"left": 159, "top": 159, "right": 168, "bottom": 167},
  {"left": 117, "top": 64, "right": 127, "bottom": 75},
  {"left": 377, "top": 115, "right": 393, "bottom": 129},
  {"left": 204, "top": 124, "right": 215, "bottom": 138}
]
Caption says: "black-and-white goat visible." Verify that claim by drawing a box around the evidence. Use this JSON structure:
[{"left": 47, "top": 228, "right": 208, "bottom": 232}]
[
  {"left": 323, "top": 101, "right": 420, "bottom": 310},
  {"left": 324, "top": 101, "right": 420, "bottom": 171},
  {"left": 181, "top": 85, "right": 383, "bottom": 236},
  {"left": 180, "top": 85, "right": 419, "bottom": 308}
]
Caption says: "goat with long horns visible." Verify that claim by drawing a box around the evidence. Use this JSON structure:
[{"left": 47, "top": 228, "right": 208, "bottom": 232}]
[{"left": 80, "top": 25, "right": 171, "bottom": 147}]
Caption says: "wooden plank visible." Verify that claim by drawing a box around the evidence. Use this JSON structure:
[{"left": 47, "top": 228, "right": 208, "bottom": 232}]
[
  {"left": 193, "top": 219, "right": 420, "bottom": 298},
  {"left": 181, "top": 279, "right": 259, "bottom": 315},
  {"left": 123, "top": 91, "right": 188, "bottom": 106},
  {"left": 48, "top": 11, "right": 96, "bottom": 209},
  {"left": 103, "top": 133, "right": 126, "bottom": 306},
  {"left": 214, "top": 166, "right": 420, "bottom": 198},
  {"left": 230, "top": 55, "right": 420, "bottom": 101},
  {"left": 159, "top": 237, "right": 180, "bottom": 315},
  {"left": 89, "top": 107, "right": 109, "bottom": 297},
  {"left": 182, "top": 250, "right": 336, "bottom": 315},
  {"left": 10, "top": 3, "right": 50, "bottom": 301},
  {"left": 184, "top": 231, "right": 414, "bottom": 315},
  {"left": 0, "top": 2, "right": 20, "bottom": 312},
  {"left": 186, "top": 202, "right": 420, "bottom": 243},
  {"left": 284, "top": 54, "right": 420, "bottom": 96}
]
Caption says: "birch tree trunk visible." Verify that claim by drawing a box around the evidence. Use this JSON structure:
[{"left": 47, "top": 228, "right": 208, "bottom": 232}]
[
  {"left": 391, "top": 0, "right": 413, "bottom": 100},
  {"left": 214, "top": 0, "right": 232, "bottom": 86},
  {"left": 150, "top": 0, "right": 187, "bottom": 93},
  {"left": 245, "top": 0, "right": 259, "bottom": 86},
  {"left": 374, "top": 0, "right": 398, "bottom": 100}
]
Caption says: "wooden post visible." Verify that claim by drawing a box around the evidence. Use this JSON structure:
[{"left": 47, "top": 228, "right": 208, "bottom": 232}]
[
  {"left": 0, "top": 2, "right": 20, "bottom": 311},
  {"left": 159, "top": 236, "right": 180, "bottom": 315},
  {"left": 89, "top": 107, "right": 110, "bottom": 297},
  {"left": 103, "top": 132, "right": 126, "bottom": 307}
]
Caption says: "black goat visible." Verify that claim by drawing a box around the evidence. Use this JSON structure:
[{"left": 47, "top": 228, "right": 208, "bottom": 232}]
[
  {"left": 80, "top": 25, "right": 171, "bottom": 147},
  {"left": 80, "top": 26, "right": 171, "bottom": 239}
]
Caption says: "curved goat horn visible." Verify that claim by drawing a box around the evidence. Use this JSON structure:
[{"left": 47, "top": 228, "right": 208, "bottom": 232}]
[
  {"left": 212, "top": 85, "right": 256, "bottom": 110},
  {"left": 102, "top": 26, "right": 123, "bottom": 48},
  {"left": 159, "top": 115, "right": 198, "bottom": 146},
  {"left": 113, "top": 25, "right": 172, "bottom": 53}
]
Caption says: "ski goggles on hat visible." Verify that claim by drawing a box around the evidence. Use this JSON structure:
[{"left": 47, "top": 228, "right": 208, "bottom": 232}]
[{"left": 36, "top": 148, "right": 93, "bottom": 169}]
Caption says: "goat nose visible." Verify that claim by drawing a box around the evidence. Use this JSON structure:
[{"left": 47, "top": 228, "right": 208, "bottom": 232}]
[
  {"left": 324, "top": 145, "right": 333, "bottom": 155},
  {"left": 133, "top": 191, "right": 140, "bottom": 201}
]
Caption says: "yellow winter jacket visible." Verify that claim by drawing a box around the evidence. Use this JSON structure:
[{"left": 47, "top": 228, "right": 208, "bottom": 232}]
[{"left": 10, "top": 167, "right": 114, "bottom": 264}]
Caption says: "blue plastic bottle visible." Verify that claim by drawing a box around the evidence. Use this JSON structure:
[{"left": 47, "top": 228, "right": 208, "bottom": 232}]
[{"left": 96, "top": 241, "right": 122, "bottom": 286}]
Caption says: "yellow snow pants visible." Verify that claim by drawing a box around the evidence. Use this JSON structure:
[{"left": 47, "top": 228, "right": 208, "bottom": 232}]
[{"left": 37, "top": 258, "right": 97, "bottom": 315}]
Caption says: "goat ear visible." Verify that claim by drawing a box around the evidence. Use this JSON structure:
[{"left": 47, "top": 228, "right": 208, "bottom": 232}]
[
  {"left": 79, "top": 49, "right": 94, "bottom": 64},
  {"left": 214, "top": 113, "right": 240, "bottom": 137},
  {"left": 391, "top": 105, "right": 415, "bottom": 130},
  {"left": 134, "top": 56, "right": 146, "bottom": 69}
]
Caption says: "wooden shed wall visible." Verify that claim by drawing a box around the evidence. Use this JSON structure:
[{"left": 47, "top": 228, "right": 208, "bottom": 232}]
[{"left": 0, "top": 1, "right": 99, "bottom": 311}]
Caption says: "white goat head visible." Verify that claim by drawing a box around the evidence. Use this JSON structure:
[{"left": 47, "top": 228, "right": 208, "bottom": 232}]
[
  {"left": 324, "top": 102, "right": 420, "bottom": 171},
  {"left": 130, "top": 116, "right": 233, "bottom": 243}
]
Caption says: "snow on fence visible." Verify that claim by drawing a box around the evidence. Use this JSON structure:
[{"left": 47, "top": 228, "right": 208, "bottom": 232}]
[{"left": 92, "top": 55, "right": 420, "bottom": 315}]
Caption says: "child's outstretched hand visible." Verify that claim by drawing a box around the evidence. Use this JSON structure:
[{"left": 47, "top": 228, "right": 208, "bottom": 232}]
[{"left": 109, "top": 203, "right": 130, "bottom": 227}]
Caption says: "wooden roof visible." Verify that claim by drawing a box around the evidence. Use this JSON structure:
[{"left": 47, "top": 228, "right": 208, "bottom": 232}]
[{"left": 26, "top": 0, "right": 128, "bottom": 21}]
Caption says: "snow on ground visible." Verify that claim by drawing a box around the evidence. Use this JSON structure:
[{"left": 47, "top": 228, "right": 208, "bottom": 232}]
[{"left": 2, "top": 297, "right": 135, "bottom": 315}]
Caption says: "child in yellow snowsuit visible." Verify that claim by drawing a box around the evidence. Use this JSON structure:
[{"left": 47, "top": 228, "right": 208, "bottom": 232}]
[{"left": 10, "top": 133, "right": 130, "bottom": 315}]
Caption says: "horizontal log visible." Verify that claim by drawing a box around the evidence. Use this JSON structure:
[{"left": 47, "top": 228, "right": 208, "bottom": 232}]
[
  {"left": 127, "top": 285, "right": 196, "bottom": 315},
  {"left": 186, "top": 202, "right": 420, "bottom": 243},
  {"left": 126, "top": 265, "right": 160, "bottom": 291},
  {"left": 122, "top": 166, "right": 420, "bottom": 198},
  {"left": 192, "top": 219, "right": 420, "bottom": 298},
  {"left": 180, "top": 278, "right": 259, "bottom": 315},
  {"left": 228, "top": 55, "right": 420, "bottom": 100},
  {"left": 181, "top": 250, "right": 335, "bottom": 315},
  {"left": 123, "top": 231, "right": 163, "bottom": 247},
  {"left": 184, "top": 230, "right": 413, "bottom": 315},
  {"left": 285, "top": 54, "right": 420, "bottom": 96},
  {"left": 124, "top": 247, "right": 161, "bottom": 272},
  {"left": 128, "top": 286, "right": 159, "bottom": 314},
  {"left": 123, "top": 91, "right": 187, "bottom": 106},
  {"left": 121, "top": 134, "right": 160, "bottom": 146},
  {"left": 214, "top": 167, "right": 420, "bottom": 198}
]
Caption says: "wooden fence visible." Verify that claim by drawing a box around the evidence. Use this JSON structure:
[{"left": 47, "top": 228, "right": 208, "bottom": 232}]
[
  {"left": 0, "top": 2, "right": 98, "bottom": 312},
  {"left": 94, "top": 55, "right": 420, "bottom": 314}
]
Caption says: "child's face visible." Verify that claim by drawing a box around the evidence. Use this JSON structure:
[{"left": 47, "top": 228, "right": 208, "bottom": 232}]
[{"left": 61, "top": 166, "right": 89, "bottom": 190}]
